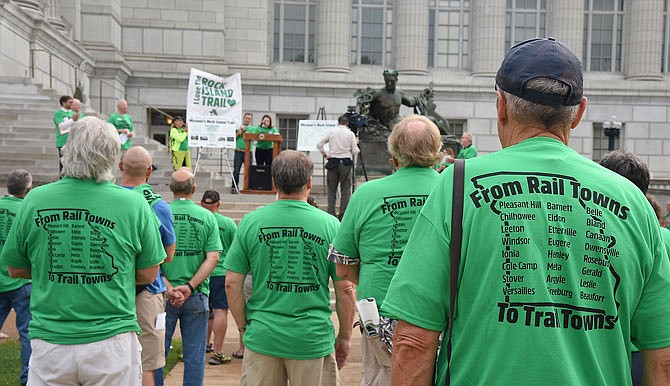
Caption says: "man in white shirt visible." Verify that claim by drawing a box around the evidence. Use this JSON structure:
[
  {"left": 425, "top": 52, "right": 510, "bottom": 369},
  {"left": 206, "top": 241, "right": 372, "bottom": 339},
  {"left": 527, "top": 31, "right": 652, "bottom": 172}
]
[{"left": 317, "top": 115, "right": 360, "bottom": 219}]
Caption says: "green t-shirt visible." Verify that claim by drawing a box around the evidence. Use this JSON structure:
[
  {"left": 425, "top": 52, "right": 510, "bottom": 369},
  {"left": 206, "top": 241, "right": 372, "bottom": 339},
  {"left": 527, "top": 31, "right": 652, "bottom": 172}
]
[
  {"left": 53, "top": 108, "right": 74, "bottom": 148},
  {"left": 224, "top": 200, "right": 340, "bottom": 360},
  {"left": 332, "top": 166, "right": 438, "bottom": 310},
  {"left": 170, "top": 127, "right": 189, "bottom": 151},
  {"left": 383, "top": 137, "right": 670, "bottom": 386},
  {"left": 0, "top": 178, "right": 165, "bottom": 344},
  {"left": 246, "top": 126, "right": 279, "bottom": 150},
  {"left": 456, "top": 144, "right": 477, "bottom": 159},
  {"left": 236, "top": 126, "right": 250, "bottom": 150},
  {"left": 211, "top": 212, "right": 237, "bottom": 277},
  {"left": 108, "top": 113, "right": 135, "bottom": 150},
  {"left": 163, "top": 199, "right": 222, "bottom": 296},
  {"left": 0, "top": 196, "right": 30, "bottom": 293}
]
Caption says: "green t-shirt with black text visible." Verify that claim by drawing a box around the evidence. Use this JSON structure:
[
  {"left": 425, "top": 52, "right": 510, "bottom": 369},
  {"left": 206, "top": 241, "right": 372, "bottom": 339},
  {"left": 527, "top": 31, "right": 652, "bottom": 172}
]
[
  {"left": 211, "top": 212, "right": 237, "bottom": 277},
  {"left": 0, "top": 178, "right": 165, "bottom": 345},
  {"left": 0, "top": 196, "right": 30, "bottom": 293},
  {"left": 224, "top": 200, "right": 340, "bottom": 360},
  {"left": 383, "top": 137, "right": 670, "bottom": 386},
  {"left": 163, "top": 199, "right": 222, "bottom": 296},
  {"left": 332, "top": 166, "right": 438, "bottom": 310}
]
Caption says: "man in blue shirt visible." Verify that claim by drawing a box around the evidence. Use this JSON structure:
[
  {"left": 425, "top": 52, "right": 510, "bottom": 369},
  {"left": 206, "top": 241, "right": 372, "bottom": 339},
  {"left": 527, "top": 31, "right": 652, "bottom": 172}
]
[{"left": 119, "top": 146, "right": 176, "bottom": 386}]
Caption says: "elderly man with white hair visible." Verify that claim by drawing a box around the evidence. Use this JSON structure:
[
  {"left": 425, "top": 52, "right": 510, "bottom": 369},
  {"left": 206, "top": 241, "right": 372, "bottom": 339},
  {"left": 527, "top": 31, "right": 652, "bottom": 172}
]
[{"left": 1, "top": 117, "right": 165, "bottom": 385}]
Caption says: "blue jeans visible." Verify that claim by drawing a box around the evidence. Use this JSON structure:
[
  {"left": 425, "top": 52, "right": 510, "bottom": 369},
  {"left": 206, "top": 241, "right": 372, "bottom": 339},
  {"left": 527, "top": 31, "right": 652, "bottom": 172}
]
[
  {"left": 0, "top": 283, "right": 32, "bottom": 384},
  {"left": 232, "top": 150, "right": 245, "bottom": 190},
  {"left": 155, "top": 292, "right": 209, "bottom": 386}
]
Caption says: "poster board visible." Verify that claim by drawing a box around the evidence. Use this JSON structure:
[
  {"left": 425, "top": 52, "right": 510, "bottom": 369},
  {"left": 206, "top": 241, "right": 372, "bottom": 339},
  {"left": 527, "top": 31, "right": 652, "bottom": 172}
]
[
  {"left": 186, "top": 69, "right": 242, "bottom": 148},
  {"left": 296, "top": 120, "right": 337, "bottom": 151}
]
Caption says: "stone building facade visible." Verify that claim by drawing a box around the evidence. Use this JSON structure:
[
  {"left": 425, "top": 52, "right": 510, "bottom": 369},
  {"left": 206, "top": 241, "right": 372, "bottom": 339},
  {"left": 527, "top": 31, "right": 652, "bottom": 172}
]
[{"left": 1, "top": 0, "right": 669, "bottom": 177}]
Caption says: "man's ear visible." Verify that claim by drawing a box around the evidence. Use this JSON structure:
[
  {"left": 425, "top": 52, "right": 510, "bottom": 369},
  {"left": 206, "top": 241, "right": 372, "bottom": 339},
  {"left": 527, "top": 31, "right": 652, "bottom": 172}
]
[
  {"left": 496, "top": 90, "right": 508, "bottom": 122},
  {"left": 118, "top": 161, "right": 124, "bottom": 172},
  {"left": 570, "top": 97, "right": 588, "bottom": 129}
]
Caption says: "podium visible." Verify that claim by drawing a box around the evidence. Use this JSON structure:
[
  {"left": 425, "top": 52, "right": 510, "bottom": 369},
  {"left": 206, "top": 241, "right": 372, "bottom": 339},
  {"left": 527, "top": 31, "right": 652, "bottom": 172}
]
[{"left": 241, "top": 132, "right": 282, "bottom": 194}]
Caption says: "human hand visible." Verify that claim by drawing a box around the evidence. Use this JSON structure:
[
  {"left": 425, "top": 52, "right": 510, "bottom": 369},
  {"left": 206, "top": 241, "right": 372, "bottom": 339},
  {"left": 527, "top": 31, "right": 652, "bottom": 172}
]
[
  {"left": 167, "top": 287, "right": 185, "bottom": 307},
  {"left": 128, "top": 131, "right": 136, "bottom": 138},
  {"left": 334, "top": 336, "right": 351, "bottom": 370}
]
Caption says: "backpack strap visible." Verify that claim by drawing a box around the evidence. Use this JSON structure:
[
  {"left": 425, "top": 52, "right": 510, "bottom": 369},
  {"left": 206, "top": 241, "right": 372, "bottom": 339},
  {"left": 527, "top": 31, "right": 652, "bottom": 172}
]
[{"left": 446, "top": 159, "right": 465, "bottom": 386}]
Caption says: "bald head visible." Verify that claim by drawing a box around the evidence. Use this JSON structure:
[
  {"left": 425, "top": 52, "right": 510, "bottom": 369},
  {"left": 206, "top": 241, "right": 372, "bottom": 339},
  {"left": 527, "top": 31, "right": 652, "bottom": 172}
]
[
  {"left": 117, "top": 99, "right": 128, "bottom": 114},
  {"left": 121, "top": 146, "right": 152, "bottom": 179},
  {"left": 388, "top": 115, "right": 442, "bottom": 168},
  {"left": 170, "top": 167, "right": 195, "bottom": 197}
]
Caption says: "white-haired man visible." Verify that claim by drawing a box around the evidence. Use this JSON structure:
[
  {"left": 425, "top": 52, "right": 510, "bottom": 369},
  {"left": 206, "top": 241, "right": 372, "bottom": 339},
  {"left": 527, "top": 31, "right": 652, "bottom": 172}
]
[
  {"left": 1, "top": 117, "right": 165, "bottom": 385},
  {"left": 329, "top": 115, "right": 442, "bottom": 386}
]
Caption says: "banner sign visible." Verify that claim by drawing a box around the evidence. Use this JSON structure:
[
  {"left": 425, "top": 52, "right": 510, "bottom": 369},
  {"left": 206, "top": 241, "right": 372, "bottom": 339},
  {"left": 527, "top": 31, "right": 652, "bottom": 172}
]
[
  {"left": 186, "top": 69, "right": 241, "bottom": 148},
  {"left": 296, "top": 120, "right": 338, "bottom": 151}
]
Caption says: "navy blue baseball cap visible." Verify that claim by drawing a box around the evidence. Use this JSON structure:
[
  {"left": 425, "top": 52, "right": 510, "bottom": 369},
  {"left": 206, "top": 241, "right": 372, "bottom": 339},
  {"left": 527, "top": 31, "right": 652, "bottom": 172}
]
[{"left": 495, "top": 38, "right": 583, "bottom": 107}]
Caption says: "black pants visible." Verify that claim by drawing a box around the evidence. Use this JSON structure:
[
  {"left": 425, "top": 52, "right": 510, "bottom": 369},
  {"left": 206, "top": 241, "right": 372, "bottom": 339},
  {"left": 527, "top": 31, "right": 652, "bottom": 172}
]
[{"left": 255, "top": 148, "right": 273, "bottom": 166}]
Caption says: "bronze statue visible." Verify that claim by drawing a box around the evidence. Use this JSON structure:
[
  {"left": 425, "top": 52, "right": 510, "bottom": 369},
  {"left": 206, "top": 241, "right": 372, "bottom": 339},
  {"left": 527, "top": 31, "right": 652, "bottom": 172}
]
[
  {"left": 355, "top": 70, "right": 450, "bottom": 139},
  {"left": 414, "top": 83, "right": 450, "bottom": 135}
]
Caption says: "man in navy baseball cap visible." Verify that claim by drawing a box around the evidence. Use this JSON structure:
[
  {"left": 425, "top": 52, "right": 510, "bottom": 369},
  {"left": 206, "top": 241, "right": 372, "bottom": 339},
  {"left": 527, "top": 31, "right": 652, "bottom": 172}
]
[
  {"left": 385, "top": 37, "right": 670, "bottom": 386},
  {"left": 496, "top": 37, "right": 583, "bottom": 107}
]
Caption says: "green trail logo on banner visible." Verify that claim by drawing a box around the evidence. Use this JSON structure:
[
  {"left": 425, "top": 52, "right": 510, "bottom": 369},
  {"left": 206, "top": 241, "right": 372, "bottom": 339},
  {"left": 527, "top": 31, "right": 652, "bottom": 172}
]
[{"left": 193, "top": 75, "right": 237, "bottom": 108}]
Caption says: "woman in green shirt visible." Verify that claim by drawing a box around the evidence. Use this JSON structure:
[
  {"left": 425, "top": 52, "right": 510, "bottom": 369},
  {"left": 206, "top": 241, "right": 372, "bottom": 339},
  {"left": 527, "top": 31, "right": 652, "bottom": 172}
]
[{"left": 247, "top": 114, "right": 278, "bottom": 166}]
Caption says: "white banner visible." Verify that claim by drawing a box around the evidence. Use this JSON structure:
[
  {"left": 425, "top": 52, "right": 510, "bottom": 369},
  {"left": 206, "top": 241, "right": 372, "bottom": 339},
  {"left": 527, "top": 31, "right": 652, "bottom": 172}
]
[
  {"left": 186, "top": 69, "right": 242, "bottom": 148},
  {"left": 297, "top": 120, "right": 338, "bottom": 151}
]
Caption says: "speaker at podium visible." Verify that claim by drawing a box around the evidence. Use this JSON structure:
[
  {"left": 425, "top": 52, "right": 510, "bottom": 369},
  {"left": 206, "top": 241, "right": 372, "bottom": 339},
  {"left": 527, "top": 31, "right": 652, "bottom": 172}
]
[{"left": 248, "top": 165, "right": 273, "bottom": 191}]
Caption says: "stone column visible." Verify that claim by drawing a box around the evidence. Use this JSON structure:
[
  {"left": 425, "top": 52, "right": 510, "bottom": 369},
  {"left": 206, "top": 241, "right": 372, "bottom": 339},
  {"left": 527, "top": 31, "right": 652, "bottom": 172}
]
[
  {"left": 625, "top": 0, "right": 663, "bottom": 80},
  {"left": 394, "top": 0, "right": 429, "bottom": 75},
  {"left": 12, "top": 0, "right": 48, "bottom": 15},
  {"left": 316, "top": 0, "right": 351, "bottom": 73},
  {"left": 60, "top": 0, "right": 82, "bottom": 42},
  {"left": 470, "top": 0, "right": 506, "bottom": 77},
  {"left": 546, "top": 0, "right": 584, "bottom": 62},
  {"left": 46, "top": 0, "right": 68, "bottom": 32}
]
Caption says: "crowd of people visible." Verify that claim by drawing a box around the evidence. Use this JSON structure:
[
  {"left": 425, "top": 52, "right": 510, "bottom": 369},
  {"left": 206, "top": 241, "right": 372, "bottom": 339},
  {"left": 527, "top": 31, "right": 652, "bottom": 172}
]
[{"left": 2, "top": 36, "right": 670, "bottom": 386}]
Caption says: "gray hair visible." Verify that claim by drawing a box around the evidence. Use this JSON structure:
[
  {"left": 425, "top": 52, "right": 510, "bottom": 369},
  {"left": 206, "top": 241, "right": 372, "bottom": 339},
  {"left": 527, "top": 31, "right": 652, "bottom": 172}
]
[
  {"left": 502, "top": 78, "right": 580, "bottom": 129},
  {"left": 61, "top": 117, "right": 120, "bottom": 183},
  {"left": 388, "top": 115, "right": 442, "bottom": 168},
  {"left": 7, "top": 169, "right": 32, "bottom": 196},
  {"left": 599, "top": 151, "right": 650, "bottom": 194},
  {"left": 272, "top": 150, "right": 313, "bottom": 194},
  {"left": 169, "top": 168, "right": 195, "bottom": 195}
]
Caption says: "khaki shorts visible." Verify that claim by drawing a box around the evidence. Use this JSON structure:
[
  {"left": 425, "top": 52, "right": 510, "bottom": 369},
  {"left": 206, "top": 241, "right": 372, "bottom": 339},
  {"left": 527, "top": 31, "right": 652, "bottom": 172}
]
[
  {"left": 29, "top": 332, "right": 142, "bottom": 385},
  {"left": 241, "top": 348, "right": 331, "bottom": 386},
  {"left": 136, "top": 290, "right": 166, "bottom": 370}
]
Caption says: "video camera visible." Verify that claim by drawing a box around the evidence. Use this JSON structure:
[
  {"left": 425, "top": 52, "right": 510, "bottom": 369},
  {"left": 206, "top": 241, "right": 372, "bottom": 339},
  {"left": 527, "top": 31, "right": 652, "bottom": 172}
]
[{"left": 344, "top": 105, "right": 367, "bottom": 135}]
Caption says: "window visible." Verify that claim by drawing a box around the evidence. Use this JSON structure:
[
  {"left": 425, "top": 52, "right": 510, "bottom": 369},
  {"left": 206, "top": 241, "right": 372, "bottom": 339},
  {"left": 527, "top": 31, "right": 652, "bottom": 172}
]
[
  {"left": 428, "top": 0, "right": 470, "bottom": 69},
  {"left": 583, "top": 0, "right": 624, "bottom": 72},
  {"left": 273, "top": 0, "right": 316, "bottom": 63},
  {"left": 351, "top": 0, "right": 394, "bottom": 65},
  {"left": 505, "top": 0, "right": 546, "bottom": 49},
  {"left": 450, "top": 119, "right": 466, "bottom": 138},
  {"left": 277, "top": 115, "right": 308, "bottom": 150},
  {"left": 592, "top": 122, "right": 624, "bottom": 161}
]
